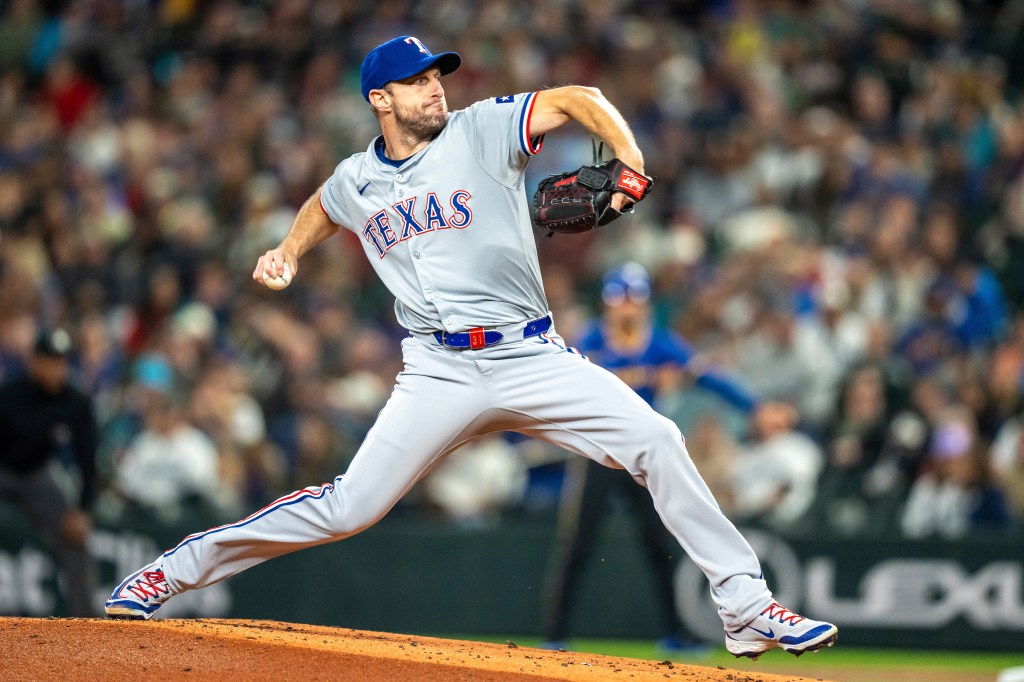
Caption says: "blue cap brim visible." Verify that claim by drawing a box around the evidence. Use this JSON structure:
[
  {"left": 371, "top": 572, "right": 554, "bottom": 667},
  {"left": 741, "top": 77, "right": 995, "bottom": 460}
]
[
  {"left": 404, "top": 52, "right": 461, "bottom": 81},
  {"left": 363, "top": 51, "right": 461, "bottom": 101}
]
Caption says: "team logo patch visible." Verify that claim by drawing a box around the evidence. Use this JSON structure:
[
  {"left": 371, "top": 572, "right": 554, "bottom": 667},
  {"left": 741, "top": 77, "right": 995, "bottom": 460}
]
[
  {"left": 495, "top": 95, "right": 515, "bottom": 104},
  {"left": 616, "top": 168, "right": 650, "bottom": 200}
]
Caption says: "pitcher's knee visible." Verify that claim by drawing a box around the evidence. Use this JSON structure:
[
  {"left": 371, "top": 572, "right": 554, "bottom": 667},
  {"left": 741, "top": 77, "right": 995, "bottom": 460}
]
[
  {"left": 627, "top": 415, "right": 686, "bottom": 471},
  {"left": 643, "top": 414, "right": 685, "bottom": 452},
  {"left": 327, "top": 509, "right": 380, "bottom": 538},
  {"left": 324, "top": 490, "right": 389, "bottom": 539}
]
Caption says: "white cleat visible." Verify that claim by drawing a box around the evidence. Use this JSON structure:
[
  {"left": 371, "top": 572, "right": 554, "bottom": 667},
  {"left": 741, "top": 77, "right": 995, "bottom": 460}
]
[
  {"left": 725, "top": 603, "right": 838, "bottom": 660},
  {"left": 104, "top": 559, "right": 174, "bottom": 620}
]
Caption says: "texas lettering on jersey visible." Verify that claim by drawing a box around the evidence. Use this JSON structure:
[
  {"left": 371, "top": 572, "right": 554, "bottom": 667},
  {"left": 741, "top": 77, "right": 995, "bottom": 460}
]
[{"left": 361, "top": 190, "right": 473, "bottom": 258}]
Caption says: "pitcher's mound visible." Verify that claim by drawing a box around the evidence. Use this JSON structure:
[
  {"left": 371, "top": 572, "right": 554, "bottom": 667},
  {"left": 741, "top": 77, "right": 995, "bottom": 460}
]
[{"left": 0, "top": 617, "right": 828, "bottom": 681}]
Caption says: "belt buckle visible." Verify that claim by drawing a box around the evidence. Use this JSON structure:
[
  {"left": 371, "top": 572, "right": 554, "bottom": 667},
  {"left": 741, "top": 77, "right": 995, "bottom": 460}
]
[{"left": 468, "top": 327, "right": 486, "bottom": 350}]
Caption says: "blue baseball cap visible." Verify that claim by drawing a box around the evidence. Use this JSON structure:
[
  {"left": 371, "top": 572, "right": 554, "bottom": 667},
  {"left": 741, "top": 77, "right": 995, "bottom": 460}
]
[
  {"left": 602, "top": 262, "right": 652, "bottom": 305},
  {"left": 360, "top": 36, "right": 461, "bottom": 101}
]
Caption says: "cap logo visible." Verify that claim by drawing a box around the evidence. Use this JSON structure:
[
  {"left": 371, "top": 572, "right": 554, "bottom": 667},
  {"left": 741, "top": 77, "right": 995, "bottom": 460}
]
[
  {"left": 361, "top": 36, "right": 460, "bottom": 101},
  {"left": 405, "top": 36, "right": 429, "bottom": 54}
]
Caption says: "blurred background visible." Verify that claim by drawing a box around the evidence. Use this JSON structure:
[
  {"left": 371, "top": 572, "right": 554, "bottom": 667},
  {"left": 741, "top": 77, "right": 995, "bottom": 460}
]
[{"left": 0, "top": 0, "right": 1022, "bottom": 671}]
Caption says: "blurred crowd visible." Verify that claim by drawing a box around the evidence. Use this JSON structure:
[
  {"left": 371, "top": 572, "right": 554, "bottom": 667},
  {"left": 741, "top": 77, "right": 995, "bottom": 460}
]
[{"left": 1, "top": 0, "right": 1024, "bottom": 541}]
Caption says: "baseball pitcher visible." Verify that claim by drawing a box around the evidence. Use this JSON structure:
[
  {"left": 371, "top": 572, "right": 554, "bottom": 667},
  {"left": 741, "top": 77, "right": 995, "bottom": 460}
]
[{"left": 105, "top": 35, "right": 837, "bottom": 660}]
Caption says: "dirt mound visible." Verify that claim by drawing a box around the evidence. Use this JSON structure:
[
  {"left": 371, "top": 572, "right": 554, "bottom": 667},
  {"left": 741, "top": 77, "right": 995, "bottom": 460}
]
[{"left": 0, "top": 618, "right": 829, "bottom": 681}]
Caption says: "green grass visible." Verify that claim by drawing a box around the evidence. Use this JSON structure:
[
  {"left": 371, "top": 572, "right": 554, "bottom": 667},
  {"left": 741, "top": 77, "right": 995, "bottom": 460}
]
[{"left": 451, "top": 635, "right": 1024, "bottom": 676}]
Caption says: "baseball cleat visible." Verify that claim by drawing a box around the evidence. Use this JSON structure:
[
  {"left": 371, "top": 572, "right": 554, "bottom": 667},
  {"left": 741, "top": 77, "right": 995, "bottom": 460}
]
[
  {"left": 105, "top": 559, "right": 173, "bottom": 620},
  {"left": 725, "top": 603, "right": 838, "bottom": 660}
]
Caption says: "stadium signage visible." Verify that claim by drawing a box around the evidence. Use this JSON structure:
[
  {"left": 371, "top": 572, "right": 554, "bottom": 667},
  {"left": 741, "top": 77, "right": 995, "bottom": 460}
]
[
  {"left": 806, "top": 558, "right": 1024, "bottom": 629},
  {"left": 678, "top": 530, "right": 1024, "bottom": 644}
]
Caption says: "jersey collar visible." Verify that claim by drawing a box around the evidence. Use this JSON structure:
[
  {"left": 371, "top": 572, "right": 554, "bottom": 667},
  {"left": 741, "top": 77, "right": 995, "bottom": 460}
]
[{"left": 373, "top": 136, "right": 410, "bottom": 168}]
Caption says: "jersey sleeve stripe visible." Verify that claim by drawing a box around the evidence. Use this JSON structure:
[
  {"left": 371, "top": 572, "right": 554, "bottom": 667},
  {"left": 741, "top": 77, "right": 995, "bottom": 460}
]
[{"left": 519, "top": 92, "right": 544, "bottom": 156}]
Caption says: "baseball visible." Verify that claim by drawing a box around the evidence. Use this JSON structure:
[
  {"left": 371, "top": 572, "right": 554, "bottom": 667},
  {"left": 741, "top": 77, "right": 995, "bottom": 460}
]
[{"left": 262, "top": 263, "right": 293, "bottom": 290}]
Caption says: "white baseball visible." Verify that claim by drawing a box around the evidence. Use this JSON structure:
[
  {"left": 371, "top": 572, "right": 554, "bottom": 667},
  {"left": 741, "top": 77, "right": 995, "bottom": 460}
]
[{"left": 262, "top": 263, "right": 293, "bottom": 290}]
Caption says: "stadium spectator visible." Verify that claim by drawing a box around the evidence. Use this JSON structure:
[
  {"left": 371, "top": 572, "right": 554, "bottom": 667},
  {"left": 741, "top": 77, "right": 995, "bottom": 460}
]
[
  {"left": 813, "top": 362, "right": 931, "bottom": 537},
  {"left": 423, "top": 435, "right": 528, "bottom": 527},
  {"left": 114, "top": 389, "right": 225, "bottom": 517},
  {"left": 902, "top": 406, "right": 1015, "bottom": 539},
  {"left": 189, "top": 360, "right": 283, "bottom": 511},
  {"left": 730, "top": 408, "right": 824, "bottom": 532}
]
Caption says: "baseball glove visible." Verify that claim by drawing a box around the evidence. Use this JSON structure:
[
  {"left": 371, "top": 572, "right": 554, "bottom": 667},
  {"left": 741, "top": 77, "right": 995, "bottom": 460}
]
[{"left": 531, "top": 158, "right": 654, "bottom": 234}]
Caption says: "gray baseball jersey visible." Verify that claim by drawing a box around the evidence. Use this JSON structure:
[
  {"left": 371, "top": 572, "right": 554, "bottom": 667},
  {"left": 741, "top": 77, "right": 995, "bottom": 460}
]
[
  {"left": 320, "top": 92, "right": 548, "bottom": 334},
  {"left": 112, "top": 91, "right": 777, "bottom": 633}
]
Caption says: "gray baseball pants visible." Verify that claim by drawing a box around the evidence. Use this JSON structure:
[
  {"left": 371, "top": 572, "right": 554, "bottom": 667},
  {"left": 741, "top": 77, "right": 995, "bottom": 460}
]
[{"left": 160, "top": 331, "right": 773, "bottom": 628}]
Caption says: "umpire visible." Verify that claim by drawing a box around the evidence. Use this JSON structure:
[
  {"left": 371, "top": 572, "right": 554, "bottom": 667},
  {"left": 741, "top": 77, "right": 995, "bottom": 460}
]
[{"left": 0, "top": 328, "right": 99, "bottom": 616}]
